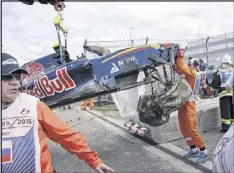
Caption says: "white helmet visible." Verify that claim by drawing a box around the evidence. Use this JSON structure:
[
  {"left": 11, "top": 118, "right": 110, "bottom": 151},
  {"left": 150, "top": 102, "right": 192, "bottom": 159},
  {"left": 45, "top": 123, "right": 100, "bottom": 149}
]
[
  {"left": 202, "top": 58, "right": 206, "bottom": 63},
  {"left": 221, "top": 54, "right": 232, "bottom": 65},
  {"left": 188, "top": 58, "right": 200, "bottom": 67}
]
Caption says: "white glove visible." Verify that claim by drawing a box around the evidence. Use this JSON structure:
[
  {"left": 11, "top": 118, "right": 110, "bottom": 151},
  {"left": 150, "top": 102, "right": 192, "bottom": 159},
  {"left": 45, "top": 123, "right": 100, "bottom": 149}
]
[
  {"left": 196, "top": 95, "right": 202, "bottom": 103},
  {"left": 179, "top": 41, "right": 188, "bottom": 50}
]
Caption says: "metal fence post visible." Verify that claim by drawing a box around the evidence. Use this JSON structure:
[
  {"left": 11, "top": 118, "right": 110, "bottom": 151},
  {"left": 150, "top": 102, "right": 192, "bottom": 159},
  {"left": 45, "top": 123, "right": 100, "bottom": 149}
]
[
  {"left": 205, "top": 37, "right": 210, "bottom": 63},
  {"left": 225, "top": 32, "right": 228, "bottom": 53},
  {"left": 202, "top": 37, "right": 206, "bottom": 57}
]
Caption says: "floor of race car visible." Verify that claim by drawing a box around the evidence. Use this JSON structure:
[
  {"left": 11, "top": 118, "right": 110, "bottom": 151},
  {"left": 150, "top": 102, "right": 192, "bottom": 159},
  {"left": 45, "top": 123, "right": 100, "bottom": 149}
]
[{"left": 49, "top": 103, "right": 224, "bottom": 173}]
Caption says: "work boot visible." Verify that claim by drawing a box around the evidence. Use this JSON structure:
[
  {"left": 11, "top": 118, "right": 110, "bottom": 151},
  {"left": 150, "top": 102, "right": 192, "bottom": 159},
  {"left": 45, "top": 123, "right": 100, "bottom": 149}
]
[
  {"left": 196, "top": 151, "right": 209, "bottom": 164},
  {"left": 183, "top": 149, "right": 199, "bottom": 158},
  {"left": 221, "top": 123, "right": 231, "bottom": 132}
]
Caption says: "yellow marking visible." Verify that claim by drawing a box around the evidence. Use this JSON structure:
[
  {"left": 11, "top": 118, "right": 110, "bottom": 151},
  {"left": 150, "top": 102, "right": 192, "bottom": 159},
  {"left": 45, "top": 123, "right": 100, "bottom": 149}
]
[
  {"left": 101, "top": 44, "right": 160, "bottom": 63},
  {"left": 221, "top": 119, "right": 232, "bottom": 124},
  {"left": 53, "top": 12, "right": 68, "bottom": 34},
  {"left": 218, "top": 90, "right": 233, "bottom": 97},
  {"left": 53, "top": 43, "right": 59, "bottom": 48}
]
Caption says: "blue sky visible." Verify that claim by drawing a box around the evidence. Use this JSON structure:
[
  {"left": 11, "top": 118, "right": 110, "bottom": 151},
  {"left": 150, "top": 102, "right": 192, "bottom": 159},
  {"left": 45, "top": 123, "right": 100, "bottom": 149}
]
[{"left": 2, "top": 2, "right": 233, "bottom": 66}]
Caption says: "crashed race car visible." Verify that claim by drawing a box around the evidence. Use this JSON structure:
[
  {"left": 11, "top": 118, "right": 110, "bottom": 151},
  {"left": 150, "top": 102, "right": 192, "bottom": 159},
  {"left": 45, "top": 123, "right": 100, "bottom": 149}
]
[
  {"left": 20, "top": 13, "right": 192, "bottom": 127},
  {"left": 21, "top": 42, "right": 192, "bottom": 126}
]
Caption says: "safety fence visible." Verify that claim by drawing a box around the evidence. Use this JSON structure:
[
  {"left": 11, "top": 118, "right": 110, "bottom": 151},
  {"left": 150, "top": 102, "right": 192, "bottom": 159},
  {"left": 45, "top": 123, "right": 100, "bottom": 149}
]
[
  {"left": 87, "top": 32, "right": 234, "bottom": 102},
  {"left": 185, "top": 32, "right": 233, "bottom": 68},
  {"left": 86, "top": 32, "right": 234, "bottom": 68}
]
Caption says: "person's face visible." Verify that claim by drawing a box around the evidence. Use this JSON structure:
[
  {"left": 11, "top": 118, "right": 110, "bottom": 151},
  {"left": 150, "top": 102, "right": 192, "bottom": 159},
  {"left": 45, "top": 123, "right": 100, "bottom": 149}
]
[
  {"left": 188, "top": 61, "right": 194, "bottom": 68},
  {"left": 2, "top": 72, "right": 21, "bottom": 103},
  {"left": 188, "top": 62, "right": 196, "bottom": 69}
]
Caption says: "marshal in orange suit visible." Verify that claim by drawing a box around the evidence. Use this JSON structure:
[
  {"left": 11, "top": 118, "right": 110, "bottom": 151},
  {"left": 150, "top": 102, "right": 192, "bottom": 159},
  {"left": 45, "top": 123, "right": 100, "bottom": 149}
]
[{"left": 175, "top": 43, "right": 209, "bottom": 164}]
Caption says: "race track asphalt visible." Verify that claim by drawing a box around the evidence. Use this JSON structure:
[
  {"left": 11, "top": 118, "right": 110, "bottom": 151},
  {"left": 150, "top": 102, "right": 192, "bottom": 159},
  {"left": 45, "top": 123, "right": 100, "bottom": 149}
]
[{"left": 49, "top": 103, "right": 223, "bottom": 173}]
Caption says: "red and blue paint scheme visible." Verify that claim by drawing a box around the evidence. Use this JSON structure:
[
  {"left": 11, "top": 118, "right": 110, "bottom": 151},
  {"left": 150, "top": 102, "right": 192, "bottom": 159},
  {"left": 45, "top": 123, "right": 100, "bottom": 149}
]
[{"left": 21, "top": 43, "right": 180, "bottom": 108}]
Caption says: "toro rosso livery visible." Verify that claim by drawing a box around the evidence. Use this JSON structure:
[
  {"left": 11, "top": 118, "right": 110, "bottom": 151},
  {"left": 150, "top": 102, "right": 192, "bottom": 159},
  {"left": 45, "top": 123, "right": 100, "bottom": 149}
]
[{"left": 21, "top": 43, "right": 179, "bottom": 107}]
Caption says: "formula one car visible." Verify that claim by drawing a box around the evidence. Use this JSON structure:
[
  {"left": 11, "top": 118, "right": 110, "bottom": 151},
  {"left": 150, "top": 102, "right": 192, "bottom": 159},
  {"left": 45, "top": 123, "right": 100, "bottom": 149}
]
[
  {"left": 21, "top": 42, "right": 192, "bottom": 126},
  {"left": 21, "top": 13, "right": 192, "bottom": 126}
]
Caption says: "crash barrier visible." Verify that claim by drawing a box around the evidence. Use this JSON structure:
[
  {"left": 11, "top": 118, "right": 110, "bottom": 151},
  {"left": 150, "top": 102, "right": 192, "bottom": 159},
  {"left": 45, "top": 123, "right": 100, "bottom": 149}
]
[
  {"left": 196, "top": 97, "right": 220, "bottom": 133},
  {"left": 125, "top": 111, "right": 182, "bottom": 143}
]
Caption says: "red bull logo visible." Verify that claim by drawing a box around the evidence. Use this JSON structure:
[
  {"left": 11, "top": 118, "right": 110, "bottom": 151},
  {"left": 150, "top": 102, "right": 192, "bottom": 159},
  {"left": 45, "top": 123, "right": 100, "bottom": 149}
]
[
  {"left": 21, "top": 61, "right": 44, "bottom": 85},
  {"left": 21, "top": 67, "right": 76, "bottom": 98}
]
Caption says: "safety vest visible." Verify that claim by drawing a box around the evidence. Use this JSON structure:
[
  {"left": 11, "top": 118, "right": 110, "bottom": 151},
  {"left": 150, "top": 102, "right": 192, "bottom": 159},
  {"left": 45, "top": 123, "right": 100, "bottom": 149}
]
[
  {"left": 189, "top": 72, "right": 201, "bottom": 101},
  {"left": 206, "top": 70, "right": 215, "bottom": 84},
  {"left": 219, "top": 69, "right": 233, "bottom": 88},
  {"left": 2, "top": 93, "right": 41, "bottom": 173}
]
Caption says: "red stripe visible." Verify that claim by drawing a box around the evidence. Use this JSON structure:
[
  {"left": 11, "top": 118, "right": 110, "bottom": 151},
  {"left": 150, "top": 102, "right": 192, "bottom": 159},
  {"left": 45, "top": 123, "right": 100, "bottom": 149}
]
[
  {"left": 2, "top": 155, "right": 11, "bottom": 162},
  {"left": 161, "top": 43, "right": 172, "bottom": 48},
  {"left": 136, "top": 128, "right": 140, "bottom": 135}
]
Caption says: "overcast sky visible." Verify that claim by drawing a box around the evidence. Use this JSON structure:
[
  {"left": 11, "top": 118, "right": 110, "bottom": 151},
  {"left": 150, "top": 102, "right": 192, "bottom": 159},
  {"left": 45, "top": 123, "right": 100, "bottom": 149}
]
[{"left": 2, "top": 2, "right": 233, "bottom": 66}]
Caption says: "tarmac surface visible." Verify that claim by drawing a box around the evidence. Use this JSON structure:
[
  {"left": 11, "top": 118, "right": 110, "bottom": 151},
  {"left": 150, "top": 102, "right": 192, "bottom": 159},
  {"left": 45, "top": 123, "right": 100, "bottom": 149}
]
[{"left": 49, "top": 102, "right": 225, "bottom": 173}]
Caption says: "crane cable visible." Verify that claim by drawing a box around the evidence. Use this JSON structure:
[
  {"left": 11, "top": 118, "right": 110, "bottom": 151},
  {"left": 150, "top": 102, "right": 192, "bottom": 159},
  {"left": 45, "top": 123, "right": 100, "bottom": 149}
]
[{"left": 53, "top": 2, "right": 68, "bottom": 64}]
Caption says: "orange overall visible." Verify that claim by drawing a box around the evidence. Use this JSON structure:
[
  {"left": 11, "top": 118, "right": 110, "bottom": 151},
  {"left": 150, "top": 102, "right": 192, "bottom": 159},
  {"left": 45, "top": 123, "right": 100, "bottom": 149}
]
[
  {"left": 38, "top": 101, "right": 101, "bottom": 172},
  {"left": 175, "top": 56, "right": 205, "bottom": 149},
  {"left": 81, "top": 98, "right": 94, "bottom": 110}
]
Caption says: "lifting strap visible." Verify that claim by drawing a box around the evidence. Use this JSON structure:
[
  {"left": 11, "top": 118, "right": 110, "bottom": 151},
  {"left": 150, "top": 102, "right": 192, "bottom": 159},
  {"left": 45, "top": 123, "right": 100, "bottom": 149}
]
[{"left": 53, "top": 12, "right": 68, "bottom": 64}]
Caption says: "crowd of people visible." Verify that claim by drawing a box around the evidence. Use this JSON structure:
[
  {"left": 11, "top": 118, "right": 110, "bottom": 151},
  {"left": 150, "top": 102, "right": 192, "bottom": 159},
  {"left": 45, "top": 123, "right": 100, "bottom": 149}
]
[
  {"left": 195, "top": 55, "right": 233, "bottom": 100},
  {"left": 191, "top": 54, "right": 233, "bottom": 132}
]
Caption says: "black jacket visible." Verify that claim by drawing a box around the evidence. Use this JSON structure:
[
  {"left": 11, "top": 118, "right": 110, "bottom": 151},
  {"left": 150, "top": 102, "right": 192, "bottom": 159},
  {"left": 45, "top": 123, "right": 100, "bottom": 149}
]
[{"left": 211, "top": 69, "right": 226, "bottom": 93}]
